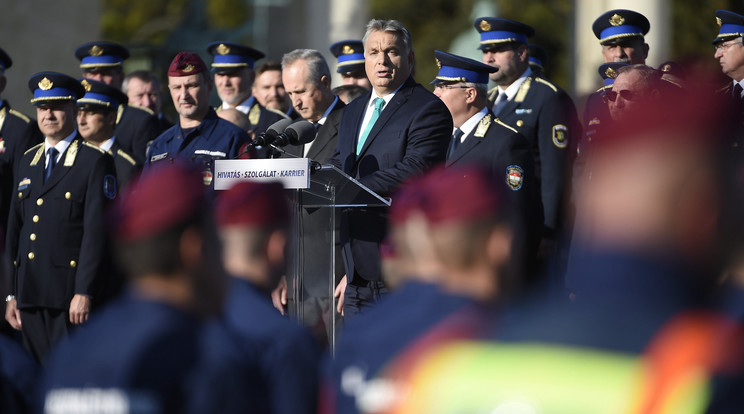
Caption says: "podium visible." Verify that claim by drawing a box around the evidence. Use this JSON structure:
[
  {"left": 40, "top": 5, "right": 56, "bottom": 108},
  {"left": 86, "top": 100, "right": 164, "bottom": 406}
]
[{"left": 214, "top": 160, "right": 389, "bottom": 351}]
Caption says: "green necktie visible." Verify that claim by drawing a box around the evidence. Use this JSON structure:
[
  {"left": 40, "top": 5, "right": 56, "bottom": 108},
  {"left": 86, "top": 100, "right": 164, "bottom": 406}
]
[{"left": 357, "top": 97, "right": 385, "bottom": 155}]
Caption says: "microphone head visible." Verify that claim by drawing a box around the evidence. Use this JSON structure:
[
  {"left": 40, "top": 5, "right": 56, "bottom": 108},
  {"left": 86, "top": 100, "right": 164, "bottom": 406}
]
[
  {"left": 265, "top": 118, "right": 293, "bottom": 138},
  {"left": 285, "top": 120, "right": 317, "bottom": 145}
]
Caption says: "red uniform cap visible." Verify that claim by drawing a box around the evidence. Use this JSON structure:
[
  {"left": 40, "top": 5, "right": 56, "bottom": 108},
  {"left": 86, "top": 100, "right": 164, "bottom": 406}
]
[
  {"left": 168, "top": 52, "right": 208, "bottom": 77},
  {"left": 420, "top": 166, "right": 503, "bottom": 226},
  {"left": 215, "top": 181, "right": 289, "bottom": 227},
  {"left": 113, "top": 162, "right": 206, "bottom": 242}
]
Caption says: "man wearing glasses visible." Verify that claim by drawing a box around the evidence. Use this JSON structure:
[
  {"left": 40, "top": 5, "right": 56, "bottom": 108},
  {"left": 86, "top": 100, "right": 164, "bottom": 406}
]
[
  {"left": 604, "top": 65, "right": 664, "bottom": 122},
  {"left": 432, "top": 50, "right": 542, "bottom": 280}
]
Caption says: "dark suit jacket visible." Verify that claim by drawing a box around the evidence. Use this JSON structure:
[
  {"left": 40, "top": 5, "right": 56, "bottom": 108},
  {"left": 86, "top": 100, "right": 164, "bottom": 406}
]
[
  {"left": 446, "top": 111, "right": 543, "bottom": 282},
  {"left": 116, "top": 105, "right": 161, "bottom": 165},
  {"left": 282, "top": 99, "right": 346, "bottom": 296},
  {"left": 489, "top": 73, "right": 581, "bottom": 236},
  {"left": 0, "top": 101, "right": 42, "bottom": 241},
  {"left": 330, "top": 76, "right": 452, "bottom": 283},
  {"left": 6, "top": 135, "right": 117, "bottom": 310}
]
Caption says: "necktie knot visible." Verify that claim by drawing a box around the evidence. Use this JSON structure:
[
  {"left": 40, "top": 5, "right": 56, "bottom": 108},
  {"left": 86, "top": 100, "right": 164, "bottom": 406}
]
[
  {"left": 735, "top": 83, "right": 743, "bottom": 100},
  {"left": 357, "top": 98, "right": 386, "bottom": 155},
  {"left": 373, "top": 97, "right": 385, "bottom": 111}
]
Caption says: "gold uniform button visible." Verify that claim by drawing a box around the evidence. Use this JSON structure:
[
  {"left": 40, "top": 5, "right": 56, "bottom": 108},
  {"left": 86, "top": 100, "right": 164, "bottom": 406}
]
[
  {"left": 516, "top": 120, "right": 524, "bottom": 127},
  {"left": 29, "top": 233, "right": 36, "bottom": 241},
  {"left": 69, "top": 260, "right": 77, "bottom": 268},
  {"left": 17, "top": 192, "right": 22, "bottom": 198},
  {"left": 36, "top": 198, "right": 43, "bottom": 206},
  {"left": 28, "top": 252, "right": 34, "bottom": 260},
  {"left": 13, "top": 260, "right": 17, "bottom": 266},
  {"left": 32, "top": 215, "right": 39, "bottom": 223},
  {"left": 65, "top": 192, "right": 71, "bottom": 199}
]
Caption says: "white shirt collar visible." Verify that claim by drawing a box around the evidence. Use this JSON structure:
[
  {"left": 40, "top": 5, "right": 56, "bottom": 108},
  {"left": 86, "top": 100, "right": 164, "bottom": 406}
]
[
  {"left": 497, "top": 67, "right": 532, "bottom": 100},
  {"left": 100, "top": 137, "right": 116, "bottom": 153},
  {"left": 457, "top": 107, "right": 489, "bottom": 142},
  {"left": 44, "top": 130, "right": 76, "bottom": 165},
  {"left": 366, "top": 82, "right": 406, "bottom": 110},
  {"left": 223, "top": 96, "right": 255, "bottom": 114}
]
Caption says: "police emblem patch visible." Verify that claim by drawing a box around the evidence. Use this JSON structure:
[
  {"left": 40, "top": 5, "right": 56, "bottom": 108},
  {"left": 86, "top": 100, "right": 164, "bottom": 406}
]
[
  {"left": 202, "top": 169, "right": 213, "bottom": 186},
  {"left": 183, "top": 64, "right": 195, "bottom": 73},
  {"left": 506, "top": 165, "right": 524, "bottom": 191},
  {"left": 552, "top": 124, "right": 568, "bottom": 148},
  {"left": 605, "top": 67, "right": 618, "bottom": 79},
  {"left": 103, "top": 175, "right": 117, "bottom": 200},
  {"left": 89, "top": 45, "right": 104, "bottom": 57},
  {"left": 717, "top": 16, "right": 722, "bottom": 27}
]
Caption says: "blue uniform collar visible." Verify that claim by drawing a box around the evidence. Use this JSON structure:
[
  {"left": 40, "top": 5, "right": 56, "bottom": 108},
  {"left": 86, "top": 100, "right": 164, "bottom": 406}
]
[{"left": 170, "top": 108, "right": 221, "bottom": 144}]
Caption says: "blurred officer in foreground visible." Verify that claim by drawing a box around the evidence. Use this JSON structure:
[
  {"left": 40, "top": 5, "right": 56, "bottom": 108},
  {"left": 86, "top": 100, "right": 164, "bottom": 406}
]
[
  {"left": 329, "top": 19, "right": 452, "bottom": 316},
  {"left": 252, "top": 61, "right": 298, "bottom": 120},
  {"left": 273, "top": 49, "right": 345, "bottom": 346},
  {"left": 432, "top": 50, "right": 541, "bottom": 281},
  {"left": 330, "top": 40, "right": 372, "bottom": 90},
  {"left": 77, "top": 79, "right": 139, "bottom": 188},
  {"left": 145, "top": 52, "right": 252, "bottom": 180},
  {"left": 207, "top": 42, "right": 287, "bottom": 136},
  {"left": 123, "top": 70, "right": 173, "bottom": 131},
  {"left": 328, "top": 166, "right": 515, "bottom": 414},
  {"left": 0, "top": 47, "right": 42, "bottom": 243},
  {"left": 75, "top": 41, "right": 161, "bottom": 164},
  {"left": 5, "top": 72, "right": 117, "bottom": 363},
  {"left": 387, "top": 84, "right": 744, "bottom": 414},
  {"left": 215, "top": 181, "right": 321, "bottom": 414},
  {"left": 476, "top": 17, "right": 580, "bottom": 265},
  {"left": 42, "top": 162, "right": 229, "bottom": 414},
  {"left": 527, "top": 43, "right": 547, "bottom": 76}
]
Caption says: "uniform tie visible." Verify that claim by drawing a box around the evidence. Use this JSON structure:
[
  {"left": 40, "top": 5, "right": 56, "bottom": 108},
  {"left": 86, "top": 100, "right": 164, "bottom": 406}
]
[
  {"left": 447, "top": 128, "right": 465, "bottom": 159},
  {"left": 492, "top": 92, "right": 509, "bottom": 116},
  {"left": 734, "top": 83, "right": 743, "bottom": 101},
  {"left": 45, "top": 147, "right": 58, "bottom": 183},
  {"left": 357, "top": 98, "right": 385, "bottom": 155}
]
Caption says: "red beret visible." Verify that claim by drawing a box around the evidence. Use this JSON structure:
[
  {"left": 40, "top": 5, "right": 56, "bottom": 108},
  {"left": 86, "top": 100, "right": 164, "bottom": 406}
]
[
  {"left": 114, "top": 162, "right": 206, "bottom": 242},
  {"left": 420, "top": 166, "right": 503, "bottom": 226},
  {"left": 168, "top": 52, "right": 208, "bottom": 77},
  {"left": 215, "top": 181, "right": 289, "bottom": 228}
]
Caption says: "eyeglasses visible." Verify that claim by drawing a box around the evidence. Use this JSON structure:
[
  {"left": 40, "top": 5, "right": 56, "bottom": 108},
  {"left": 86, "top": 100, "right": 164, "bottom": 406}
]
[
  {"left": 434, "top": 84, "right": 472, "bottom": 90},
  {"left": 602, "top": 90, "right": 639, "bottom": 103},
  {"left": 714, "top": 40, "right": 743, "bottom": 52}
]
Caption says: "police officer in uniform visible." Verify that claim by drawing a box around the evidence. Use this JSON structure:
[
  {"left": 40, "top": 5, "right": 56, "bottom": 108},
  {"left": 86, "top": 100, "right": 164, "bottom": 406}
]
[
  {"left": 0, "top": 47, "right": 43, "bottom": 241},
  {"left": 527, "top": 43, "right": 547, "bottom": 76},
  {"left": 4, "top": 72, "right": 117, "bottom": 362},
  {"left": 74, "top": 41, "right": 162, "bottom": 164},
  {"left": 207, "top": 42, "right": 287, "bottom": 137},
  {"left": 330, "top": 40, "right": 372, "bottom": 90},
  {"left": 431, "top": 50, "right": 541, "bottom": 280},
  {"left": 76, "top": 79, "right": 139, "bottom": 188},
  {"left": 146, "top": 52, "right": 252, "bottom": 182},
  {"left": 475, "top": 17, "right": 580, "bottom": 256}
]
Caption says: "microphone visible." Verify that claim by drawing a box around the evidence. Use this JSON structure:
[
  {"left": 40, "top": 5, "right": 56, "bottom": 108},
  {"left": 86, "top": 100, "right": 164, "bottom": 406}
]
[
  {"left": 234, "top": 118, "right": 293, "bottom": 158},
  {"left": 272, "top": 120, "right": 317, "bottom": 147}
]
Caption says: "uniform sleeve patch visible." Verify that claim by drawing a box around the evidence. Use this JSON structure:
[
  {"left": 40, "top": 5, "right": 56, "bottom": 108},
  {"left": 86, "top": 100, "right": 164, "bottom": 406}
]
[
  {"left": 104, "top": 175, "right": 117, "bottom": 199},
  {"left": 506, "top": 165, "right": 524, "bottom": 191},
  {"left": 552, "top": 124, "right": 568, "bottom": 149}
]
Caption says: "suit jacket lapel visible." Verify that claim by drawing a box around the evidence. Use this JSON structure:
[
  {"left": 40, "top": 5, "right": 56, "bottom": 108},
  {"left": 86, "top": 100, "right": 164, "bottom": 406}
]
[
  {"left": 357, "top": 77, "right": 415, "bottom": 159},
  {"left": 308, "top": 101, "right": 345, "bottom": 159},
  {"left": 41, "top": 135, "right": 79, "bottom": 194},
  {"left": 446, "top": 129, "right": 483, "bottom": 166}
]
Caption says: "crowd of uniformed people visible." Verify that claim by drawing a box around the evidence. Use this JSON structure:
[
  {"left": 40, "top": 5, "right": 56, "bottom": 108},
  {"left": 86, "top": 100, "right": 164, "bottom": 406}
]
[{"left": 2, "top": 6, "right": 744, "bottom": 414}]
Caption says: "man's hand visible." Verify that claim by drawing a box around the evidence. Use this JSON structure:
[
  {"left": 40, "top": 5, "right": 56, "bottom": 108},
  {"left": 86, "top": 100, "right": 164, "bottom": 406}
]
[
  {"left": 271, "top": 276, "right": 288, "bottom": 315},
  {"left": 69, "top": 294, "right": 91, "bottom": 325},
  {"left": 5, "top": 299, "right": 21, "bottom": 330},
  {"left": 334, "top": 275, "right": 347, "bottom": 317}
]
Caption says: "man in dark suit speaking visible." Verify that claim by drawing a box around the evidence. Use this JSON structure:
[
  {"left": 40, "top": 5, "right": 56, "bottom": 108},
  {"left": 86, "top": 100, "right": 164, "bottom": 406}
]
[{"left": 330, "top": 19, "right": 453, "bottom": 316}]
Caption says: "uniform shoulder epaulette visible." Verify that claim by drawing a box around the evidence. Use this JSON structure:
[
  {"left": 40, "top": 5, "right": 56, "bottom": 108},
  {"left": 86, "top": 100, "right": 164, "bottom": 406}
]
[
  {"left": 82, "top": 141, "right": 105, "bottom": 153},
  {"left": 116, "top": 149, "right": 137, "bottom": 166},
  {"left": 128, "top": 104, "right": 154, "bottom": 116},
  {"left": 514, "top": 78, "right": 532, "bottom": 102},
  {"left": 8, "top": 109, "right": 31, "bottom": 123},
  {"left": 535, "top": 77, "right": 559, "bottom": 93},
  {"left": 24, "top": 143, "right": 43, "bottom": 155},
  {"left": 473, "top": 113, "right": 493, "bottom": 138},
  {"left": 248, "top": 103, "right": 261, "bottom": 125},
  {"left": 266, "top": 107, "right": 290, "bottom": 120},
  {"left": 487, "top": 86, "right": 499, "bottom": 102},
  {"left": 494, "top": 118, "right": 519, "bottom": 134}
]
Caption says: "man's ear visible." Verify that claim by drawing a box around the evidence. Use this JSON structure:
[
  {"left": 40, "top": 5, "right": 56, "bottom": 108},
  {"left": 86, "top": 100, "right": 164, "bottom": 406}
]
[
  {"left": 266, "top": 229, "right": 287, "bottom": 267},
  {"left": 320, "top": 75, "right": 331, "bottom": 89},
  {"left": 517, "top": 44, "right": 529, "bottom": 62},
  {"left": 642, "top": 43, "right": 650, "bottom": 60}
]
